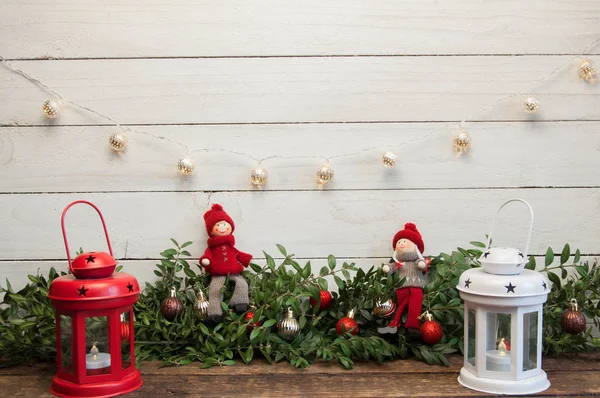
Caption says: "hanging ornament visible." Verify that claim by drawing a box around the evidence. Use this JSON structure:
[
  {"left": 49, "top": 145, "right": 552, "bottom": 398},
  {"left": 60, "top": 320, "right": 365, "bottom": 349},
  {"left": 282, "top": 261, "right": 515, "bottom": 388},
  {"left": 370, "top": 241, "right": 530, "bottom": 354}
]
[
  {"left": 42, "top": 100, "right": 60, "bottom": 119},
  {"left": 316, "top": 163, "right": 334, "bottom": 184},
  {"left": 250, "top": 167, "right": 268, "bottom": 186},
  {"left": 561, "top": 298, "right": 587, "bottom": 334},
  {"left": 336, "top": 309, "right": 359, "bottom": 335},
  {"left": 108, "top": 132, "right": 127, "bottom": 152},
  {"left": 419, "top": 312, "right": 443, "bottom": 345},
  {"left": 160, "top": 287, "right": 184, "bottom": 321},
  {"left": 245, "top": 309, "right": 262, "bottom": 332},
  {"left": 309, "top": 290, "right": 333, "bottom": 311},
  {"left": 373, "top": 298, "right": 396, "bottom": 319},
  {"left": 277, "top": 307, "right": 301, "bottom": 341},
  {"left": 452, "top": 130, "right": 472, "bottom": 153},
  {"left": 119, "top": 313, "right": 130, "bottom": 341},
  {"left": 523, "top": 96, "right": 540, "bottom": 113},
  {"left": 381, "top": 151, "right": 397, "bottom": 167},
  {"left": 194, "top": 290, "right": 209, "bottom": 320},
  {"left": 177, "top": 157, "right": 195, "bottom": 176},
  {"left": 578, "top": 58, "right": 596, "bottom": 82}
]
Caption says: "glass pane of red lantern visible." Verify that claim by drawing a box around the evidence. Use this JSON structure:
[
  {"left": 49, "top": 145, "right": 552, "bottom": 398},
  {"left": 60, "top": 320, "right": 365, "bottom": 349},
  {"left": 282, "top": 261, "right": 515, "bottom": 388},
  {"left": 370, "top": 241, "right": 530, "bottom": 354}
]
[
  {"left": 59, "top": 315, "right": 73, "bottom": 374},
  {"left": 85, "top": 316, "right": 111, "bottom": 376},
  {"left": 121, "top": 311, "right": 131, "bottom": 370}
]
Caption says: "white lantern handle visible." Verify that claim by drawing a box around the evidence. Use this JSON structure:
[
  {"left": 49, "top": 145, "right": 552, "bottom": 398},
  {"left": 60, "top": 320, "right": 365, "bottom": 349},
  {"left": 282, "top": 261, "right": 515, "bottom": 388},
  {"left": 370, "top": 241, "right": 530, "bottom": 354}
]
[{"left": 485, "top": 199, "right": 534, "bottom": 259}]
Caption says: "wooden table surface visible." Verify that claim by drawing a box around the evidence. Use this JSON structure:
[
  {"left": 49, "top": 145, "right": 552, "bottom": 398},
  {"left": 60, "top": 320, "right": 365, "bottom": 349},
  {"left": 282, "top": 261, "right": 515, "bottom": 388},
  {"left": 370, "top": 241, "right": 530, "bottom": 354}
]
[{"left": 1, "top": 353, "right": 599, "bottom": 397}]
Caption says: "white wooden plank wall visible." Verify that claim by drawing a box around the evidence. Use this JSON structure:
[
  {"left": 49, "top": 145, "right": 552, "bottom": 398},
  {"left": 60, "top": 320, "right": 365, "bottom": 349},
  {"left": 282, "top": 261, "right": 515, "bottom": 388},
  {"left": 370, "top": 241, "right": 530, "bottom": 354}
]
[{"left": 1, "top": 1, "right": 599, "bottom": 334}]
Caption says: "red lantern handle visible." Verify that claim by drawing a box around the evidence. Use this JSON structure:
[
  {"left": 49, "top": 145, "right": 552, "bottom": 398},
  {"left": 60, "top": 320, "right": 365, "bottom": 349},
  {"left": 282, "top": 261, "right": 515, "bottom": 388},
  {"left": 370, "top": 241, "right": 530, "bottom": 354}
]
[{"left": 61, "top": 200, "right": 114, "bottom": 274}]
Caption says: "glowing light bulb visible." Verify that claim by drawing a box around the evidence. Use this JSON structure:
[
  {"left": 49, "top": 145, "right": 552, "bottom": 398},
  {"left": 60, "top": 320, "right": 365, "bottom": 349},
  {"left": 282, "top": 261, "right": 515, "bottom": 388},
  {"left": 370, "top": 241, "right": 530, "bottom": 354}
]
[{"left": 498, "top": 338, "right": 508, "bottom": 356}]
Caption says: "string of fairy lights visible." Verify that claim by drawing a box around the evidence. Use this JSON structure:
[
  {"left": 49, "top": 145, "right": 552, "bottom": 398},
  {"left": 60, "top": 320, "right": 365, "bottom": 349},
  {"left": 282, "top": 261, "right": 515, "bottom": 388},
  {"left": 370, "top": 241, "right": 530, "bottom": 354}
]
[{"left": 0, "top": 47, "right": 598, "bottom": 186}]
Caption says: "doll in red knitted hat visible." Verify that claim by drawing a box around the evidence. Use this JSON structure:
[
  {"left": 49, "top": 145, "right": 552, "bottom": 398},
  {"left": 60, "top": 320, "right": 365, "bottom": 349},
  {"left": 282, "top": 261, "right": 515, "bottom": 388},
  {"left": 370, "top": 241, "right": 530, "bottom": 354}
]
[
  {"left": 199, "top": 204, "right": 253, "bottom": 322},
  {"left": 378, "top": 222, "right": 430, "bottom": 335}
]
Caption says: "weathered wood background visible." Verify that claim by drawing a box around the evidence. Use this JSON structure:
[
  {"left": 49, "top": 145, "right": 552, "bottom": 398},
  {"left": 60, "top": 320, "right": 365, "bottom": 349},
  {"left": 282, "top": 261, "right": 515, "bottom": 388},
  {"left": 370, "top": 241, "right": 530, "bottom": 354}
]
[{"left": 0, "top": 1, "right": 599, "bottom": 333}]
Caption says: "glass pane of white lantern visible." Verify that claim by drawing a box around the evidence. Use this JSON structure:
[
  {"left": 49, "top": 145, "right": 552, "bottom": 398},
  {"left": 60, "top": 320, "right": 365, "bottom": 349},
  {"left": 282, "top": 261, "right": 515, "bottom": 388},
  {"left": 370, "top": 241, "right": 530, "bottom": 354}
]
[
  {"left": 523, "top": 311, "right": 538, "bottom": 371},
  {"left": 121, "top": 311, "right": 131, "bottom": 370},
  {"left": 467, "top": 309, "right": 476, "bottom": 366},
  {"left": 59, "top": 315, "right": 73, "bottom": 374},
  {"left": 486, "top": 312, "right": 511, "bottom": 372},
  {"left": 85, "top": 316, "right": 111, "bottom": 376}
]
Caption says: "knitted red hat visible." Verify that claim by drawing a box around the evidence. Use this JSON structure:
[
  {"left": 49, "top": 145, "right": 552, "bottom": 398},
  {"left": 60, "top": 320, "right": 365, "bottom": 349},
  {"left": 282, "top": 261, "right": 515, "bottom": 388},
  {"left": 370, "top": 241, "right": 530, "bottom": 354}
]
[
  {"left": 392, "top": 222, "right": 424, "bottom": 253},
  {"left": 203, "top": 204, "right": 235, "bottom": 235}
]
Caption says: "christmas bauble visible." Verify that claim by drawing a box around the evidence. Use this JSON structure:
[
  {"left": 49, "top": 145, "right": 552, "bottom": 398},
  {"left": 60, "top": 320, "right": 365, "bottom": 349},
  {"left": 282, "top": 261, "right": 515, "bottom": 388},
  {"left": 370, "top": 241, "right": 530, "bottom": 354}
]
[
  {"left": 277, "top": 308, "right": 301, "bottom": 341},
  {"left": 523, "top": 96, "right": 540, "bottom": 113},
  {"left": 381, "top": 152, "right": 397, "bottom": 167},
  {"left": 316, "top": 164, "right": 334, "bottom": 184},
  {"left": 42, "top": 100, "right": 60, "bottom": 119},
  {"left": 373, "top": 298, "right": 396, "bottom": 318},
  {"left": 109, "top": 132, "right": 127, "bottom": 152},
  {"left": 561, "top": 299, "right": 587, "bottom": 334},
  {"left": 336, "top": 309, "right": 359, "bottom": 335},
  {"left": 161, "top": 287, "right": 184, "bottom": 321},
  {"left": 177, "top": 157, "right": 195, "bottom": 175},
  {"left": 194, "top": 290, "right": 209, "bottom": 320},
  {"left": 250, "top": 167, "right": 268, "bottom": 186},
  {"left": 310, "top": 290, "right": 333, "bottom": 311},
  {"left": 578, "top": 58, "right": 596, "bottom": 82},
  {"left": 453, "top": 130, "right": 472, "bottom": 153},
  {"left": 419, "top": 313, "right": 443, "bottom": 345},
  {"left": 245, "top": 310, "right": 262, "bottom": 332}
]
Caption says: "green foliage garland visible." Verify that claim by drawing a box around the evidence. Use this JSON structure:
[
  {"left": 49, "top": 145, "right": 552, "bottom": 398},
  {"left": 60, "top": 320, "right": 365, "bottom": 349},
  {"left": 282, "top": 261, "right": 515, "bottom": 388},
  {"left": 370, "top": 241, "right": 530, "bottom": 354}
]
[{"left": 1, "top": 240, "right": 599, "bottom": 369}]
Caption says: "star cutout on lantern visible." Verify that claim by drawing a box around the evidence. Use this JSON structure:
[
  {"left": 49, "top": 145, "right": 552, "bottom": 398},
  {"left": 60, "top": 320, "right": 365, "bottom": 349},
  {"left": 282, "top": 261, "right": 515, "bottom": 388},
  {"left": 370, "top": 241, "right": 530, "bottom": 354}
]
[
  {"left": 78, "top": 285, "right": 89, "bottom": 297},
  {"left": 85, "top": 255, "right": 96, "bottom": 263},
  {"left": 127, "top": 283, "right": 134, "bottom": 293},
  {"left": 464, "top": 278, "right": 472, "bottom": 288},
  {"left": 542, "top": 281, "right": 547, "bottom": 290},
  {"left": 518, "top": 252, "right": 524, "bottom": 258},
  {"left": 505, "top": 282, "right": 516, "bottom": 293},
  {"left": 483, "top": 251, "right": 491, "bottom": 258}
]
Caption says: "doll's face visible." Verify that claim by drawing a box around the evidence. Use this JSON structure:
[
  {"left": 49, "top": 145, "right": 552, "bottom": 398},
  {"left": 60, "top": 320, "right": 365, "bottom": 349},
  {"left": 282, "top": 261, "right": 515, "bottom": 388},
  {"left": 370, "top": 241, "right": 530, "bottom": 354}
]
[
  {"left": 395, "top": 238, "right": 416, "bottom": 254},
  {"left": 212, "top": 221, "right": 232, "bottom": 236}
]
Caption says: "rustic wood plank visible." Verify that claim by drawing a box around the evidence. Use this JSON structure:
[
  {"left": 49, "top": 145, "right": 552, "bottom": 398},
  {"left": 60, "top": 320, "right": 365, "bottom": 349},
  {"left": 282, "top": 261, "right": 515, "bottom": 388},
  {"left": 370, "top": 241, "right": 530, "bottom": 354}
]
[
  {"left": 1, "top": 57, "right": 598, "bottom": 126},
  {"left": 2, "top": 121, "right": 600, "bottom": 193},
  {"left": 1, "top": 189, "right": 599, "bottom": 261},
  {"left": 1, "top": 0, "right": 599, "bottom": 58}
]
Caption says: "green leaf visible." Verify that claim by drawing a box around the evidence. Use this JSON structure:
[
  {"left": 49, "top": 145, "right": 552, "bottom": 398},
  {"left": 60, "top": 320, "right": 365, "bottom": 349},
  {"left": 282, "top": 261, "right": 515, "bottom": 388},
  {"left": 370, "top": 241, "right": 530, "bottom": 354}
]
[
  {"left": 545, "top": 247, "right": 554, "bottom": 267},
  {"left": 524, "top": 256, "right": 536, "bottom": 270},
  {"left": 547, "top": 272, "right": 561, "bottom": 289},
  {"left": 170, "top": 238, "right": 180, "bottom": 248},
  {"left": 328, "top": 255, "right": 336, "bottom": 270},
  {"left": 560, "top": 244, "right": 571, "bottom": 265},
  {"left": 470, "top": 241, "right": 486, "bottom": 248},
  {"left": 181, "top": 241, "right": 193, "bottom": 248},
  {"left": 262, "top": 319, "right": 276, "bottom": 328},
  {"left": 574, "top": 249, "right": 581, "bottom": 264},
  {"left": 319, "top": 266, "right": 329, "bottom": 277},
  {"left": 276, "top": 244, "right": 287, "bottom": 256},
  {"left": 223, "top": 360, "right": 236, "bottom": 366},
  {"left": 334, "top": 276, "right": 345, "bottom": 290},
  {"left": 249, "top": 327, "right": 261, "bottom": 341},
  {"left": 317, "top": 278, "right": 328, "bottom": 291}
]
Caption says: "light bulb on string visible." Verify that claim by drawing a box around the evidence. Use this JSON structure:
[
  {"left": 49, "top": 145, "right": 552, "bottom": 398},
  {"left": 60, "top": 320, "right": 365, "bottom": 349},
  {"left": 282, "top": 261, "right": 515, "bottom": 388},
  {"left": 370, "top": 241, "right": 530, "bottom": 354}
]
[
  {"left": 108, "top": 132, "right": 127, "bottom": 152},
  {"left": 381, "top": 151, "right": 397, "bottom": 167},
  {"left": 316, "top": 163, "right": 334, "bottom": 184},
  {"left": 578, "top": 58, "right": 596, "bottom": 82},
  {"left": 177, "top": 157, "right": 195, "bottom": 176},
  {"left": 522, "top": 95, "right": 539, "bottom": 113},
  {"left": 42, "top": 99, "right": 61, "bottom": 119},
  {"left": 250, "top": 167, "right": 268, "bottom": 186},
  {"left": 453, "top": 129, "right": 472, "bottom": 154}
]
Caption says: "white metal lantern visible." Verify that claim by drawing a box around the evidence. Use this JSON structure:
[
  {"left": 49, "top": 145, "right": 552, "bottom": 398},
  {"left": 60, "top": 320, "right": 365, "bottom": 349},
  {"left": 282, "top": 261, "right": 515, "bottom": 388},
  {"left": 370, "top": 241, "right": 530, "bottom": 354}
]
[{"left": 457, "top": 199, "right": 551, "bottom": 395}]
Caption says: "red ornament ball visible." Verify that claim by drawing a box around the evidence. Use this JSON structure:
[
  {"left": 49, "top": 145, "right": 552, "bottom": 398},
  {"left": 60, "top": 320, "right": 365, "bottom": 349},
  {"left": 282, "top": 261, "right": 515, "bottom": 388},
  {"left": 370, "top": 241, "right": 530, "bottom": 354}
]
[
  {"left": 336, "top": 310, "right": 358, "bottom": 335},
  {"left": 420, "top": 315, "right": 443, "bottom": 345},
  {"left": 120, "top": 321, "right": 130, "bottom": 341},
  {"left": 245, "top": 311, "right": 262, "bottom": 332},
  {"left": 310, "top": 290, "right": 333, "bottom": 311},
  {"left": 561, "top": 299, "right": 587, "bottom": 334}
]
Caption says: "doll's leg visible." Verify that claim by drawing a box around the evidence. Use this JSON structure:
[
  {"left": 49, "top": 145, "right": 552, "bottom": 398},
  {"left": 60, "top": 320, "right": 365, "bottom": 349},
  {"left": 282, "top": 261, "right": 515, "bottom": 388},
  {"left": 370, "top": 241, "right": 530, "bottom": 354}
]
[
  {"left": 207, "top": 276, "right": 226, "bottom": 321},
  {"left": 228, "top": 274, "right": 249, "bottom": 313},
  {"left": 389, "top": 288, "right": 410, "bottom": 327},
  {"left": 404, "top": 287, "right": 423, "bottom": 329}
]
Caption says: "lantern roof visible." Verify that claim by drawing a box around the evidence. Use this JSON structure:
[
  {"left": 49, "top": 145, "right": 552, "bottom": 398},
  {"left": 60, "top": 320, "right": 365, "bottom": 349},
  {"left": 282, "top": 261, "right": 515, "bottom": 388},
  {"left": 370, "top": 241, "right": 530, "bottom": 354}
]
[
  {"left": 48, "top": 272, "right": 140, "bottom": 302},
  {"left": 478, "top": 247, "right": 526, "bottom": 275},
  {"left": 457, "top": 268, "right": 550, "bottom": 298}
]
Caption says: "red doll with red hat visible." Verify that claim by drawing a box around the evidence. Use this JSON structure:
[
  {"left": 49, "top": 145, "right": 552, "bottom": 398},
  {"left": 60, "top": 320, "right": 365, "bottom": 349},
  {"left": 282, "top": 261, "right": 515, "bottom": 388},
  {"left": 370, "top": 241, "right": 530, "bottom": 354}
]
[
  {"left": 378, "top": 222, "right": 430, "bottom": 335},
  {"left": 199, "top": 204, "right": 253, "bottom": 323}
]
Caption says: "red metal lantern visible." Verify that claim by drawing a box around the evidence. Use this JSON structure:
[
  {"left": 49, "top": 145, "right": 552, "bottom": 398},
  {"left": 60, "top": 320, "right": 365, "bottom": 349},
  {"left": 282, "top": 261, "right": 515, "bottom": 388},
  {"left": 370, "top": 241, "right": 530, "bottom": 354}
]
[{"left": 49, "top": 200, "right": 143, "bottom": 397}]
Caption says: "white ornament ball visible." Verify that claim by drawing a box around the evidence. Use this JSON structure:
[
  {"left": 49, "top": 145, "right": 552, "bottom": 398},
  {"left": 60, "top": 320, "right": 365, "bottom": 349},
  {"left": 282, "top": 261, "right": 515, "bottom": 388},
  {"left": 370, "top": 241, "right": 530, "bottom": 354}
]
[
  {"left": 108, "top": 133, "right": 127, "bottom": 152},
  {"left": 523, "top": 96, "right": 539, "bottom": 113},
  {"left": 177, "top": 157, "right": 195, "bottom": 175},
  {"left": 250, "top": 167, "right": 268, "bottom": 186},
  {"left": 382, "top": 151, "right": 397, "bottom": 167},
  {"left": 42, "top": 100, "right": 60, "bottom": 119},
  {"left": 316, "top": 164, "right": 334, "bottom": 184},
  {"left": 453, "top": 131, "right": 472, "bottom": 153},
  {"left": 578, "top": 59, "right": 596, "bottom": 82}
]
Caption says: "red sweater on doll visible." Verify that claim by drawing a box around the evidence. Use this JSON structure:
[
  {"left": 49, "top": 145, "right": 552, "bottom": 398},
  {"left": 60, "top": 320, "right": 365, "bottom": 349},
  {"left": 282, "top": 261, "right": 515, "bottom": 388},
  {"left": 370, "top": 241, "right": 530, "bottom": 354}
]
[{"left": 200, "top": 235, "right": 252, "bottom": 276}]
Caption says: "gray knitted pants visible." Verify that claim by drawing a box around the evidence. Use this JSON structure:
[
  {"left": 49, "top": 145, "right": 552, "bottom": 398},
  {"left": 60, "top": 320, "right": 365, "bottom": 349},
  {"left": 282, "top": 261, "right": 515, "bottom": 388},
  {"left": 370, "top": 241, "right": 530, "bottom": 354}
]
[{"left": 207, "top": 274, "right": 249, "bottom": 318}]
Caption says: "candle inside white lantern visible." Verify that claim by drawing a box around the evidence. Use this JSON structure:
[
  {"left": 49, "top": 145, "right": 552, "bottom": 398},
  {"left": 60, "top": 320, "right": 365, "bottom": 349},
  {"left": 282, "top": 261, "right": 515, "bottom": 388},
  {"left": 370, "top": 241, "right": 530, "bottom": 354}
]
[
  {"left": 86, "top": 342, "right": 111, "bottom": 370},
  {"left": 486, "top": 338, "right": 510, "bottom": 372}
]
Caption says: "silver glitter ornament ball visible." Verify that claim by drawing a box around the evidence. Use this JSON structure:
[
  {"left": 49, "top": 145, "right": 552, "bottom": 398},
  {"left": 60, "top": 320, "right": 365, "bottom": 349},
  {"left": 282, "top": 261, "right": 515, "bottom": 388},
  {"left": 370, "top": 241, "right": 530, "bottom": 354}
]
[
  {"left": 250, "top": 167, "right": 268, "bottom": 186},
  {"left": 108, "top": 133, "right": 127, "bottom": 152},
  {"left": 578, "top": 59, "right": 596, "bottom": 82},
  {"left": 453, "top": 131, "right": 472, "bottom": 153},
  {"left": 316, "top": 164, "right": 334, "bottom": 184},
  {"left": 523, "top": 96, "right": 540, "bottom": 113},
  {"left": 42, "top": 100, "right": 60, "bottom": 119},
  {"left": 194, "top": 290, "right": 209, "bottom": 320},
  {"left": 277, "top": 308, "right": 301, "bottom": 341},
  {"left": 382, "top": 151, "right": 397, "bottom": 167},
  {"left": 373, "top": 298, "right": 397, "bottom": 318},
  {"left": 177, "top": 157, "right": 195, "bottom": 175}
]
